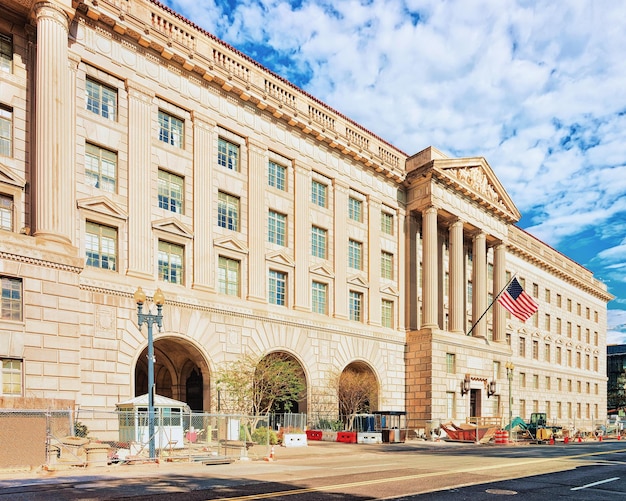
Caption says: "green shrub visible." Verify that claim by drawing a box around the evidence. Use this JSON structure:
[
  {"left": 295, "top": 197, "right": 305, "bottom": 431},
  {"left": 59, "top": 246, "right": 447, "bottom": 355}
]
[
  {"left": 74, "top": 421, "right": 89, "bottom": 438},
  {"left": 251, "top": 426, "right": 278, "bottom": 445}
]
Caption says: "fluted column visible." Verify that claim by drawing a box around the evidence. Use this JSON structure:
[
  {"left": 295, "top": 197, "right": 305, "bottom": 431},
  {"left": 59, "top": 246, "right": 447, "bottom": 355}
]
[
  {"left": 472, "top": 231, "right": 487, "bottom": 338},
  {"left": 493, "top": 242, "right": 507, "bottom": 342},
  {"left": 333, "top": 180, "right": 349, "bottom": 319},
  {"left": 421, "top": 206, "right": 438, "bottom": 328},
  {"left": 33, "top": 3, "right": 72, "bottom": 243},
  {"left": 192, "top": 113, "right": 216, "bottom": 290},
  {"left": 126, "top": 81, "right": 155, "bottom": 278},
  {"left": 448, "top": 219, "right": 464, "bottom": 334},
  {"left": 247, "top": 139, "right": 267, "bottom": 302},
  {"left": 294, "top": 164, "right": 310, "bottom": 311}
]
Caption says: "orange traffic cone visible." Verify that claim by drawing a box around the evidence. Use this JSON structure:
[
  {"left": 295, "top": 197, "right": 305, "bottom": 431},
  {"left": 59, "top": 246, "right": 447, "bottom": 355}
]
[
  {"left": 264, "top": 446, "right": 275, "bottom": 462},
  {"left": 577, "top": 435, "right": 582, "bottom": 443},
  {"left": 549, "top": 436, "right": 554, "bottom": 445},
  {"left": 598, "top": 434, "right": 603, "bottom": 442},
  {"left": 618, "top": 434, "right": 622, "bottom": 441}
]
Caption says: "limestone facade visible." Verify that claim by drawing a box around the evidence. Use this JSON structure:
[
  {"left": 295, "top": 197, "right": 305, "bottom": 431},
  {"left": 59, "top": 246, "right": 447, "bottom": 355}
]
[{"left": 0, "top": 0, "right": 612, "bottom": 431}]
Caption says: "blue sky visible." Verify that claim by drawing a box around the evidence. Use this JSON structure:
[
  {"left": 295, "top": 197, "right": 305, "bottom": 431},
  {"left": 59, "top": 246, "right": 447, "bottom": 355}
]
[{"left": 162, "top": 0, "right": 626, "bottom": 343}]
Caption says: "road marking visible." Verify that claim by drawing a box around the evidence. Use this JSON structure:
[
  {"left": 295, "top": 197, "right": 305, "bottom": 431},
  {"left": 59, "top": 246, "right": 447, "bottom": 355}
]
[{"left": 571, "top": 477, "right": 619, "bottom": 491}]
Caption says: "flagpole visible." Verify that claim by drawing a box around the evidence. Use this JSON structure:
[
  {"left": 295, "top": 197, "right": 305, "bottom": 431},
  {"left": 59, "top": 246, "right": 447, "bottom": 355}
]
[{"left": 466, "top": 274, "right": 517, "bottom": 337}]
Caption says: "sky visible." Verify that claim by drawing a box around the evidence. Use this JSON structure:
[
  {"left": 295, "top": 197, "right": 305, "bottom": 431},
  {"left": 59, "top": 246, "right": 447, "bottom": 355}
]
[{"left": 161, "top": 0, "right": 626, "bottom": 344}]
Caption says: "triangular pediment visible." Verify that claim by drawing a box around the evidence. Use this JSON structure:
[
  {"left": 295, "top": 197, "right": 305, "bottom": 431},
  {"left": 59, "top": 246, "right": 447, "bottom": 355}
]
[
  {"left": 310, "top": 263, "right": 334, "bottom": 278},
  {"left": 77, "top": 196, "right": 128, "bottom": 220},
  {"left": 0, "top": 162, "right": 26, "bottom": 188},
  {"left": 347, "top": 274, "right": 369, "bottom": 288},
  {"left": 214, "top": 236, "right": 249, "bottom": 254},
  {"left": 380, "top": 285, "right": 398, "bottom": 296},
  {"left": 266, "top": 251, "right": 295, "bottom": 267},
  {"left": 152, "top": 218, "right": 193, "bottom": 238},
  {"left": 434, "top": 158, "right": 521, "bottom": 222}
]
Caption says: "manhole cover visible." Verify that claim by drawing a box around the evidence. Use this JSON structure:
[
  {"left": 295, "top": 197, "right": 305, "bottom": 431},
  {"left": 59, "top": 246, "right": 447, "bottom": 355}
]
[{"left": 485, "top": 489, "right": 518, "bottom": 495}]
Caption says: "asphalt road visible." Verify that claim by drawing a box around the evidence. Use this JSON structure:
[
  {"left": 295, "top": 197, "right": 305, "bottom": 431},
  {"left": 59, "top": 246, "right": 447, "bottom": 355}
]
[{"left": 1, "top": 440, "right": 625, "bottom": 500}]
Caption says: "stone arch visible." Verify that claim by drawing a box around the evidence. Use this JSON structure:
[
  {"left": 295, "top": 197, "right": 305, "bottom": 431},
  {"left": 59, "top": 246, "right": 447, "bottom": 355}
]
[
  {"left": 134, "top": 335, "right": 212, "bottom": 411},
  {"left": 339, "top": 360, "right": 381, "bottom": 417},
  {"left": 259, "top": 350, "right": 308, "bottom": 415}
]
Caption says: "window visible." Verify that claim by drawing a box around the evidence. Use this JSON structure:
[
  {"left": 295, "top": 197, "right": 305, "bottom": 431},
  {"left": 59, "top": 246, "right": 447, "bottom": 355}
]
[
  {"left": 0, "top": 105, "right": 12, "bottom": 156},
  {"left": 446, "top": 353, "right": 456, "bottom": 374},
  {"left": 158, "top": 240, "right": 184, "bottom": 284},
  {"left": 86, "top": 78, "right": 117, "bottom": 120},
  {"left": 311, "top": 226, "right": 327, "bottom": 259},
  {"left": 217, "top": 192, "right": 239, "bottom": 231},
  {"left": 545, "top": 289, "right": 551, "bottom": 303},
  {"left": 268, "top": 210, "right": 286, "bottom": 246},
  {"left": 311, "top": 180, "right": 327, "bottom": 207},
  {"left": 520, "top": 372, "right": 526, "bottom": 387},
  {"left": 544, "top": 314, "right": 551, "bottom": 331},
  {"left": 311, "top": 281, "right": 327, "bottom": 314},
  {"left": 544, "top": 343, "right": 551, "bottom": 362},
  {"left": 1, "top": 276, "right": 22, "bottom": 321},
  {"left": 545, "top": 376, "right": 551, "bottom": 390},
  {"left": 556, "top": 317, "right": 562, "bottom": 335},
  {"left": 0, "top": 34, "right": 12, "bottom": 73},
  {"left": 556, "top": 346, "right": 562, "bottom": 364},
  {"left": 218, "top": 256, "right": 240, "bottom": 296},
  {"left": 348, "top": 240, "right": 362, "bottom": 270},
  {"left": 0, "top": 194, "right": 13, "bottom": 231},
  {"left": 532, "top": 283, "right": 538, "bottom": 297},
  {"left": 218, "top": 137, "right": 239, "bottom": 171},
  {"left": 158, "top": 170, "right": 184, "bottom": 214},
  {"left": 519, "top": 337, "right": 526, "bottom": 357},
  {"left": 158, "top": 110, "right": 183, "bottom": 148},
  {"left": 381, "top": 299, "right": 393, "bottom": 328},
  {"left": 86, "top": 222, "right": 117, "bottom": 271},
  {"left": 349, "top": 291, "right": 363, "bottom": 322},
  {"left": 532, "top": 340, "right": 539, "bottom": 360},
  {"left": 556, "top": 293, "right": 562, "bottom": 307},
  {"left": 348, "top": 197, "right": 362, "bottom": 222},
  {"left": 268, "top": 161, "right": 286, "bottom": 190},
  {"left": 381, "top": 251, "right": 393, "bottom": 280},
  {"left": 381, "top": 211, "right": 394, "bottom": 235},
  {"left": 269, "top": 270, "right": 286, "bottom": 306},
  {"left": 533, "top": 374, "right": 539, "bottom": 389},
  {"left": 85, "top": 143, "right": 117, "bottom": 192},
  {"left": 2, "top": 359, "right": 22, "bottom": 396}
]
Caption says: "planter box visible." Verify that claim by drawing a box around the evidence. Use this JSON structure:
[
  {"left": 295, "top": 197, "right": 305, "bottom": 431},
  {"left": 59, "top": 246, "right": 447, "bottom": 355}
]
[
  {"left": 357, "top": 432, "right": 382, "bottom": 444},
  {"left": 283, "top": 433, "right": 307, "bottom": 447}
]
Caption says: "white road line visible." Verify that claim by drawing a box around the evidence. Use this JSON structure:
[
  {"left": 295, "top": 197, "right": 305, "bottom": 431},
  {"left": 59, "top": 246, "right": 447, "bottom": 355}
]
[{"left": 571, "top": 477, "right": 620, "bottom": 491}]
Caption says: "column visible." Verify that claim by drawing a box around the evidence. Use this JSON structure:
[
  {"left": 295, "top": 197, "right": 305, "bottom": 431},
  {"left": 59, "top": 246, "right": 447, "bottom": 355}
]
[
  {"left": 33, "top": 3, "right": 73, "bottom": 243},
  {"left": 368, "top": 197, "right": 381, "bottom": 326},
  {"left": 192, "top": 113, "right": 215, "bottom": 291},
  {"left": 421, "top": 206, "right": 438, "bottom": 328},
  {"left": 247, "top": 139, "right": 267, "bottom": 302},
  {"left": 472, "top": 231, "right": 487, "bottom": 338},
  {"left": 126, "top": 81, "right": 155, "bottom": 278},
  {"left": 493, "top": 242, "right": 507, "bottom": 342},
  {"left": 333, "top": 180, "right": 349, "bottom": 319},
  {"left": 405, "top": 213, "right": 419, "bottom": 330},
  {"left": 294, "top": 164, "right": 310, "bottom": 311},
  {"left": 448, "top": 219, "right": 464, "bottom": 334}
]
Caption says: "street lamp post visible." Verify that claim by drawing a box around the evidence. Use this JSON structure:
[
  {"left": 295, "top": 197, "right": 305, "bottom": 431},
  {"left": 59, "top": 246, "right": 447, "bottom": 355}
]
[
  {"left": 134, "top": 286, "right": 165, "bottom": 460},
  {"left": 506, "top": 361, "right": 515, "bottom": 443}
]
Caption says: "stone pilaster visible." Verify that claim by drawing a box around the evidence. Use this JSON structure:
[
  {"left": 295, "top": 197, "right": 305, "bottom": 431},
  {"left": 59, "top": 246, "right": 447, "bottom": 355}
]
[
  {"left": 405, "top": 213, "right": 419, "bottom": 330},
  {"left": 493, "top": 242, "right": 507, "bottom": 342},
  {"left": 333, "top": 180, "right": 349, "bottom": 319},
  {"left": 126, "top": 81, "right": 155, "bottom": 279},
  {"left": 472, "top": 231, "right": 487, "bottom": 338},
  {"left": 421, "top": 206, "right": 438, "bottom": 328},
  {"left": 368, "top": 196, "right": 381, "bottom": 326},
  {"left": 247, "top": 139, "right": 267, "bottom": 302},
  {"left": 33, "top": 2, "right": 72, "bottom": 243},
  {"left": 294, "top": 163, "right": 311, "bottom": 311},
  {"left": 448, "top": 219, "right": 465, "bottom": 334}
]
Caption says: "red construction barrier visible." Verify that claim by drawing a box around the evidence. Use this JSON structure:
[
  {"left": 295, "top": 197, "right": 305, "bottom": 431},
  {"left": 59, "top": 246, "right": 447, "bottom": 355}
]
[
  {"left": 306, "top": 430, "right": 323, "bottom": 441},
  {"left": 336, "top": 431, "right": 357, "bottom": 443}
]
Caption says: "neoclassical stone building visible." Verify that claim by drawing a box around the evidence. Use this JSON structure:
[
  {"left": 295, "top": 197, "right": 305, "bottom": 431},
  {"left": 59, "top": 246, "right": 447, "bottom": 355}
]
[{"left": 0, "top": 0, "right": 612, "bottom": 431}]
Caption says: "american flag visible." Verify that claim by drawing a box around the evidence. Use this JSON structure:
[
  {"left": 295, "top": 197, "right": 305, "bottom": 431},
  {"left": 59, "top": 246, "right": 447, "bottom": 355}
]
[{"left": 497, "top": 277, "right": 539, "bottom": 322}]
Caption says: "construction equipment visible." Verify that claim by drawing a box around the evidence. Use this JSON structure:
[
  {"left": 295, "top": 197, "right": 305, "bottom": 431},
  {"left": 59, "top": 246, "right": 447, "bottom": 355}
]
[{"left": 523, "top": 413, "right": 562, "bottom": 443}]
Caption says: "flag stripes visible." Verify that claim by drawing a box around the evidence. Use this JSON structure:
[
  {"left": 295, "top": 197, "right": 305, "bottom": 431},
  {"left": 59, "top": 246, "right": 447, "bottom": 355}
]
[{"left": 497, "top": 277, "right": 539, "bottom": 322}]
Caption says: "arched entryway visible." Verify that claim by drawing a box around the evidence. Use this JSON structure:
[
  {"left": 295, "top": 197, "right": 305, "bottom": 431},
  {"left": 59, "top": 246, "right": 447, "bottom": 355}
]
[
  {"left": 135, "top": 337, "right": 210, "bottom": 411},
  {"left": 338, "top": 361, "right": 379, "bottom": 420},
  {"left": 259, "top": 351, "right": 308, "bottom": 415}
]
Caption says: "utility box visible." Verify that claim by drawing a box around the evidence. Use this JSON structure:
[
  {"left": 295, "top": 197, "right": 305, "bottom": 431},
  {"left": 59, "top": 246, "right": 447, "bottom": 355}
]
[{"left": 373, "top": 411, "right": 407, "bottom": 443}]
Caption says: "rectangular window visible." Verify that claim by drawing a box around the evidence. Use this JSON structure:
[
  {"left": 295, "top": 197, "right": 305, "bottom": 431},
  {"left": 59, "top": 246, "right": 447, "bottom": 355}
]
[
  {"left": 544, "top": 343, "right": 551, "bottom": 362},
  {"left": 348, "top": 197, "right": 362, "bottom": 222},
  {"left": 2, "top": 359, "right": 22, "bottom": 396},
  {"left": 556, "top": 293, "right": 562, "bottom": 307},
  {"left": 0, "top": 194, "right": 13, "bottom": 231},
  {"left": 1, "top": 276, "right": 22, "bottom": 321},
  {"left": 85, "top": 143, "right": 116, "bottom": 192},
  {"left": 545, "top": 288, "right": 551, "bottom": 303},
  {"left": 311, "top": 180, "right": 327, "bottom": 207},
  {"left": 269, "top": 270, "right": 286, "bottom": 306},
  {"left": 158, "top": 240, "right": 184, "bottom": 284},
  {"left": 381, "top": 211, "right": 393, "bottom": 235},
  {"left": 218, "top": 137, "right": 239, "bottom": 171},
  {"left": 218, "top": 256, "right": 240, "bottom": 296},
  {"left": 532, "top": 283, "right": 538, "bottom": 297},
  {"left": 381, "top": 299, "right": 393, "bottom": 328},
  {"left": 545, "top": 376, "right": 551, "bottom": 390},
  {"left": 311, "top": 281, "right": 327, "bottom": 314},
  {"left": 158, "top": 170, "right": 184, "bottom": 214},
  {"left": 311, "top": 226, "right": 327, "bottom": 259},
  {"left": 268, "top": 160, "right": 286, "bottom": 190},
  {"left": 0, "top": 34, "right": 12, "bottom": 73},
  {"left": 348, "top": 240, "right": 362, "bottom": 270},
  {"left": 544, "top": 314, "right": 551, "bottom": 331},
  {"left": 349, "top": 290, "right": 363, "bottom": 322},
  {"left": 446, "top": 353, "right": 456, "bottom": 374},
  {"left": 556, "top": 346, "right": 562, "bottom": 364},
  {"left": 519, "top": 337, "right": 526, "bottom": 357},
  {"left": 86, "top": 222, "right": 117, "bottom": 271},
  {"left": 268, "top": 210, "right": 286, "bottom": 246},
  {"left": 86, "top": 78, "right": 117, "bottom": 120},
  {"left": 0, "top": 105, "right": 12, "bottom": 157},
  {"left": 520, "top": 372, "right": 526, "bottom": 387},
  {"left": 158, "top": 110, "right": 183, "bottom": 148},
  {"left": 532, "top": 340, "right": 539, "bottom": 360},
  {"left": 533, "top": 374, "right": 539, "bottom": 389},
  {"left": 217, "top": 191, "right": 239, "bottom": 231},
  {"left": 381, "top": 251, "right": 393, "bottom": 280}
]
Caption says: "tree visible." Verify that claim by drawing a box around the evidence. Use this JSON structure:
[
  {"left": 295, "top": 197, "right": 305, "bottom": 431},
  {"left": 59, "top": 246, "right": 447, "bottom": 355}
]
[{"left": 335, "top": 367, "right": 378, "bottom": 431}]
